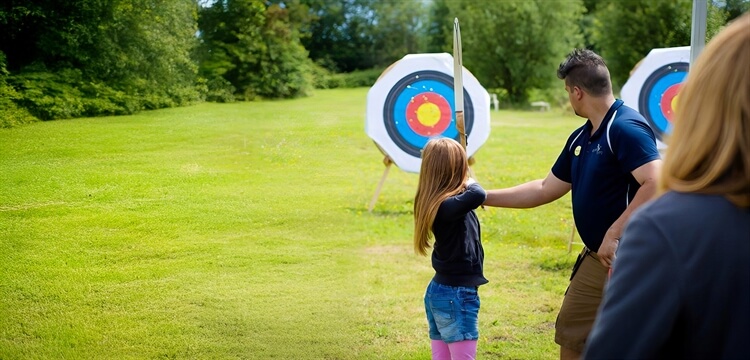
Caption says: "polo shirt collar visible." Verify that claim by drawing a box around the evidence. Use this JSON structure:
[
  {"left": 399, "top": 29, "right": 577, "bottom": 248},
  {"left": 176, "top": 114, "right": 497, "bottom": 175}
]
[{"left": 588, "top": 99, "right": 624, "bottom": 140}]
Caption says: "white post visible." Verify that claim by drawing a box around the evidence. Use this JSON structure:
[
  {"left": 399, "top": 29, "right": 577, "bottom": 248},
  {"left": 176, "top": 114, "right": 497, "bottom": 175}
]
[{"left": 690, "top": 0, "right": 707, "bottom": 65}]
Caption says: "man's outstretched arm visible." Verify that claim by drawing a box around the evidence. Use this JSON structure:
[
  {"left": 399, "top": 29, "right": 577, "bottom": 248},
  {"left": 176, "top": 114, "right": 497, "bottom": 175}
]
[{"left": 484, "top": 171, "right": 571, "bottom": 208}]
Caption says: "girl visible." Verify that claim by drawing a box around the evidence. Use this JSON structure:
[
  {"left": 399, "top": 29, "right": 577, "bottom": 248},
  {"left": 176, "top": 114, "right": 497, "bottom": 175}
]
[{"left": 414, "top": 137, "right": 487, "bottom": 360}]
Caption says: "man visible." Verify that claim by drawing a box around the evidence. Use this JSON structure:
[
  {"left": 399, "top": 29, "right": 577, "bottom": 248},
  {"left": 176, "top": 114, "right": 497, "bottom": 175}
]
[
  {"left": 483, "top": 49, "right": 661, "bottom": 360},
  {"left": 583, "top": 14, "right": 750, "bottom": 359}
]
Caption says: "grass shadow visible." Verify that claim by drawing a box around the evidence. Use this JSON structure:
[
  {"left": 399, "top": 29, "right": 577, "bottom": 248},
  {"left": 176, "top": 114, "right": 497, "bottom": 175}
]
[
  {"left": 345, "top": 206, "right": 411, "bottom": 217},
  {"left": 534, "top": 252, "right": 577, "bottom": 273}
]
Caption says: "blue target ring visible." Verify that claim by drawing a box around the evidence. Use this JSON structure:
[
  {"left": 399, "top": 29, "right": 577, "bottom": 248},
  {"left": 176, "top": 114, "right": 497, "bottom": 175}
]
[
  {"left": 638, "top": 62, "right": 688, "bottom": 140},
  {"left": 383, "top": 70, "right": 474, "bottom": 157}
]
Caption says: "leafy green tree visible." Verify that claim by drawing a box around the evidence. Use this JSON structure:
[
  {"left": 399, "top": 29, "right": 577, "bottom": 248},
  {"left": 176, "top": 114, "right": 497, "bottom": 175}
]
[
  {"left": 436, "top": 0, "right": 584, "bottom": 104},
  {"left": 591, "top": 0, "right": 728, "bottom": 88},
  {"left": 299, "top": 0, "right": 372, "bottom": 72},
  {"left": 579, "top": 0, "right": 601, "bottom": 52},
  {"left": 368, "top": 0, "right": 427, "bottom": 69},
  {"left": 197, "top": 0, "right": 313, "bottom": 99},
  {"left": 0, "top": 0, "right": 201, "bottom": 120},
  {"left": 723, "top": 0, "right": 750, "bottom": 21},
  {"left": 252, "top": 3, "right": 314, "bottom": 98},
  {"left": 93, "top": 0, "right": 201, "bottom": 107},
  {"left": 300, "top": 0, "right": 427, "bottom": 73},
  {"left": 425, "top": 0, "right": 452, "bottom": 53},
  {"left": 0, "top": 51, "right": 36, "bottom": 128}
]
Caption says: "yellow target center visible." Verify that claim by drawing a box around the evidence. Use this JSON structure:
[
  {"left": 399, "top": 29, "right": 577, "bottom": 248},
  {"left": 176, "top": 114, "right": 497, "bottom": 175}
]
[
  {"left": 416, "top": 102, "right": 441, "bottom": 127},
  {"left": 671, "top": 94, "right": 679, "bottom": 114}
]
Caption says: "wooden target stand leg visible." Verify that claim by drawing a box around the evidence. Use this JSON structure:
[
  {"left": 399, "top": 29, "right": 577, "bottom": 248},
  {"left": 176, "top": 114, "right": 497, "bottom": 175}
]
[
  {"left": 568, "top": 223, "right": 576, "bottom": 253},
  {"left": 568, "top": 222, "right": 584, "bottom": 253},
  {"left": 368, "top": 155, "right": 478, "bottom": 212},
  {"left": 368, "top": 156, "right": 393, "bottom": 212}
]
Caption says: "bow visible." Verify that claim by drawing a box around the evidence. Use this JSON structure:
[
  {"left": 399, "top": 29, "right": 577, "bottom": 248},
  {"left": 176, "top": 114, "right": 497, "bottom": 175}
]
[
  {"left": 453, "top": 18, "right": 466, "bottom": 150},
  {"left": 453, "top": 19, "right": 481, "bottom": 209}
]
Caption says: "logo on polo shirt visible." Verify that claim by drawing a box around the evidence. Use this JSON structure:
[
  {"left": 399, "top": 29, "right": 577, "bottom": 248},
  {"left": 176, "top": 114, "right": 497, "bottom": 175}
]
[
  {"left": 574, "top": 146, "right": 581, "bottom": 156},
  {"left": 592, "top": 144, "right": 603, "bottom": 155}
]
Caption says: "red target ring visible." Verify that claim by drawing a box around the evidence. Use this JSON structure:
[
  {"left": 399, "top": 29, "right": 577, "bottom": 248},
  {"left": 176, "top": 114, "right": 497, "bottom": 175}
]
[
  {"left": 659, "top": 83, "right": 681, "bottom": 123},
  {"left": 405, "top": 92, "right": 452, "bottom": 136}
]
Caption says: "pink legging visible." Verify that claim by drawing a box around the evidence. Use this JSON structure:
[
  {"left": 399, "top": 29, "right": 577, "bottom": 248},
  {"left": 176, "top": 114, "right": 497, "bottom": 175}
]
[{"left": 431, "top": 339, "right": 477, "bottom": 360}]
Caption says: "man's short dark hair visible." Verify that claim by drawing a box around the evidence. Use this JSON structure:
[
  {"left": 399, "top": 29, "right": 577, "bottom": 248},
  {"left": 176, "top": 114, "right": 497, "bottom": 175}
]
[{"left": 557, "top": 49, "right": 612, "bottom": 97}]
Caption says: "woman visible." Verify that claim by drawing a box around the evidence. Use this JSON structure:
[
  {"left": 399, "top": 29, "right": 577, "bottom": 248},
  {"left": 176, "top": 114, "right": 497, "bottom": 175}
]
[{"left": 583, "top": 13, "right": 750, "bottom": 359}]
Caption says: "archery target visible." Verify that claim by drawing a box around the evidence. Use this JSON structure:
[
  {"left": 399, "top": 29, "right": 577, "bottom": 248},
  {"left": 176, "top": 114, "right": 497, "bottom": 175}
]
[
  {"left": 622, "top": 46, "right": 690, "bottom": 149},
  {"left": 384, "top": 70, "right": 474, "bottom": 158},
  {"left": 366, "top": 53, "right": 490, "bottom": 173},
  {"left": 638, "top": 62, "right": 688, "bottom": 141}
]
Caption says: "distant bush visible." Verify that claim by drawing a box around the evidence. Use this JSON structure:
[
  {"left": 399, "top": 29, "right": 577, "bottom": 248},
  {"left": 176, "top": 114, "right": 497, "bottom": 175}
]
[
  {"left": 7, "top": 65, "right": 202, "bottom": 121},
  {"left": 527, "top": 87, "right": 569, "bottom": 109},
  {"left": 311, "top": 63, "right": 344, "bottom": 89},
  {"left": 486, "top": 87, "right": 569, "bottom": 111},
  {"left": 312, "top": 67, "right": 383, "bottom": 89},
  {"left": 0, "top": 84, "right": 38, "bottom": 128},
  {"left": 11, "top": 68, "right": 125, "bottom": 120},
  {"left": 486, "top": 88, "right": 511, "bottom": 108},
  {"left": 79, "top": 81, "right": 141, "bottom": 116},
  {"left": 0, "top": 52, "right": 38, "bottom": 128},
  {"left": 203, "top": 77, "right": 236, "bottom": 103},
  {"left": 339, "top": 68, "right": 382, "bottom": 88}
]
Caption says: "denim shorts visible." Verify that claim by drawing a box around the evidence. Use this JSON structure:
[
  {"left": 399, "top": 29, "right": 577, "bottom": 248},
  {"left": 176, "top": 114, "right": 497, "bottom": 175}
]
[{"left": 424, "top": 279, "right": 480, "bottom": 343}]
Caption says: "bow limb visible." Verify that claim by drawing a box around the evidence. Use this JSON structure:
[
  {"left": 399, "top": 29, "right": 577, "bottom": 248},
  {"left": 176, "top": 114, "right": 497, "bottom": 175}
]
[{"left": 453, "top": 18, "right": 466, "bottom": 150}]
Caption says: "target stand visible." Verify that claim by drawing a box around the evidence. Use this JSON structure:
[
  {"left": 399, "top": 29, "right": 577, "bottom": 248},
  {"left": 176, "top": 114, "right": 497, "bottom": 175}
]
[
  {"left": 365, "top": 53, "right": 490, "bottom": 212},
  {"left": 367, "top": 147, "right": 393, "bottom": 213}
]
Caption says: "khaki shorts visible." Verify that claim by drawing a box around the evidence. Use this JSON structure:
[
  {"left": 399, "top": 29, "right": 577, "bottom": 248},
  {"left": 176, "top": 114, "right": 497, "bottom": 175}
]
[{"left": 554, "top": 248, "right": 608, "bottom": 353}]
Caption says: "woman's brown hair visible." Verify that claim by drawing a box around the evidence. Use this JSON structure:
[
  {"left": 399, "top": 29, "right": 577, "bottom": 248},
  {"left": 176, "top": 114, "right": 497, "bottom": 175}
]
[
  {"left": 413, "top": 138, "right": 469, "bottom": 256},
  {"left": 661, "top": 13, "right": 750, "bottom": 207}
]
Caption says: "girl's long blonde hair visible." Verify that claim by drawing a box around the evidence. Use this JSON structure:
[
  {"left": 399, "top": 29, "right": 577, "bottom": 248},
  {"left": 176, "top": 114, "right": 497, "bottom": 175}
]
[
  {"left": 413, "top": 138, "right": 469, "bottom": 256},
  {"left": 661, "top": 13, "right": 750, "bottom": 207}
]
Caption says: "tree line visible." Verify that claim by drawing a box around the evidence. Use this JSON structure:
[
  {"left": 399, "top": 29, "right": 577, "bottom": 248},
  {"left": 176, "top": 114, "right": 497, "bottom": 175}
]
[{"left": 1, "top": 0, "right": 747, "bottom": 127}]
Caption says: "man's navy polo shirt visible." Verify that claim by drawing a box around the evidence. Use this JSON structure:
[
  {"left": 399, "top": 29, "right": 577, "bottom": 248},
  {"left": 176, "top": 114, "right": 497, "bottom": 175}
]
[{"left": 551, "top": 100, "right": 660, "bottom": 252}]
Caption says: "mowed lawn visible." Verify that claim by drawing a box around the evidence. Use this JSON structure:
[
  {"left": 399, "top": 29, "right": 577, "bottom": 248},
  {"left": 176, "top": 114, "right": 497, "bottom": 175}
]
[{"left": 1, "top": 87, "right": 584, "bottom": 359}]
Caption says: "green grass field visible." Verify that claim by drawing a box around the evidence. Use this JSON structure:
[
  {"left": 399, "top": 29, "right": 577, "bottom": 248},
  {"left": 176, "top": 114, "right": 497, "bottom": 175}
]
[{"left": 1, "top": 88, "right": 585, "bottom": 359}]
